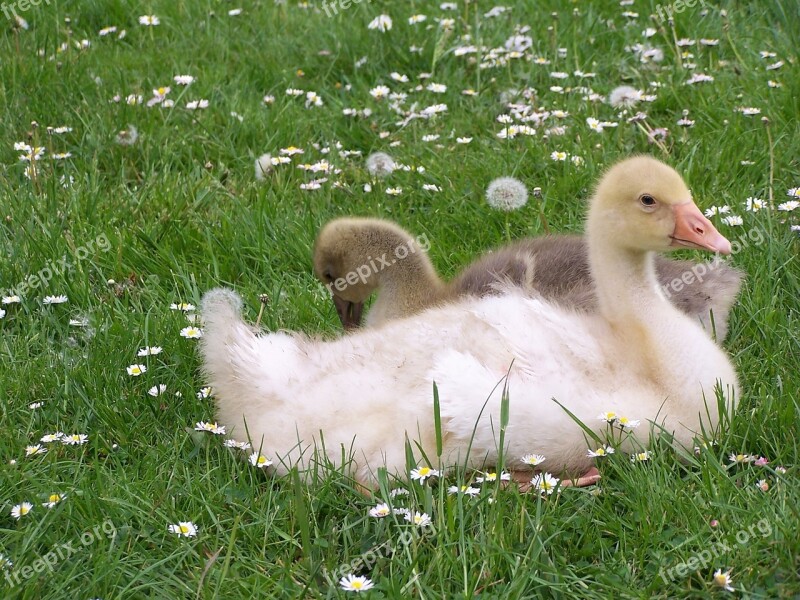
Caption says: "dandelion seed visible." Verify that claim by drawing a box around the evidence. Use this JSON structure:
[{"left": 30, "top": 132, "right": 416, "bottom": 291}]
[
  {"left": 11, "top": 502, "right": 33, "bottom": 519},
  {"left": 339, "top": 574, "right": 375, "bottom": 593},
  {"left": 608, "top": 85, "right": 643, "bottom": 107},
  {"left": 365, "top": 152, "right": 396, "bottom": 177},
  {"left": 409, "top": 466, "right": 440, "bottom": 482},
  {"left": 127, "top": 364, "right": 146, "bottom": 376},
  {"left": 255, "top": 154, "right": 273, "bottom": 180},
  {"left": 168, "top": 522, "right": 197, "bottom": 537},
  {"left": 712, "top": 569, "right": 734, "bottom": 592},
  {"left": 486, "top": 177, "right": 528, "bottom": 212},
  {"left": 116, "top": 125, "right": 139, "bottom": 146}
]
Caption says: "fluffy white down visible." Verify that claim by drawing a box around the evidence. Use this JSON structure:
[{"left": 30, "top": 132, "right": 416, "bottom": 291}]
[{"left": 200, "top": 286, "right": 737, "bottom": 486}]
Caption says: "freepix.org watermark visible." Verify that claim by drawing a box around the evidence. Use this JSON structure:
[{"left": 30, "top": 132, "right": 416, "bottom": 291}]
[
  {"left": 1, "top": 0, "right": 51, "bottom": 22},
  {"left": 3, "top": 519, "right": 116, "bottom": 588},
  {"left": 1, "top": 233, "right": 111, "bottom": 299},
  {"left": 654, "top": 0, "right": 708, "bottom": 23},
  {"left": 658, "top": 518, "right": 772, "bottom": 584},
  {"left": 325, "top": 233, "right": 430, "bottom": 295}
]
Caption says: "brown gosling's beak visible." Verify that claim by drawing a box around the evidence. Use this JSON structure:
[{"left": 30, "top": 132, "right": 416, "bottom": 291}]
[
  {"left": 332, "top": 296, "right": 364, "bottom": 330},
  {"left": 670, "top": 201, "right": 732, "bottom": 255}
]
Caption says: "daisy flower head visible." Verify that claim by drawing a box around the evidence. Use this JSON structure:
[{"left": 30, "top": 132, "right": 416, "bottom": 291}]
[
  {"left": 778, "top": 200, "right": 799, "bottom": 212},
  {"left": 597, "top": 411, "right": 618, "bottom": 424},
  {"left": 405, "top": 511, "right": 432, "bottom": 527},
  {"left": 712, "top": 569, "right": 734, "bottom": 592},
  {"left": 174, "top": 75, "right": 195, "bottom": 86},
  {"left": 168, "top": 521, "right": 197, "bottom": 537},
  {"left": 62, "top": 434, "right": 88, "bottom": 445},
  {"left": 137, "top": 346, "right": 162, "bottom": 357},
  {"left": 365, "top": 152, "right": 396, "bottom": 177},
  {"left": 729, "top": 453, "right": 753, "bottom": 464},
  {"left": 11, "top": 502, "right": 33, "bottom": 519},
  {"left": 170, "top": 302, "right": 196, "bottom": 312},
  {"left": 0, "top": 554, "right": 12, "bottom": 570},
  {"left": 410, "top": 465, "right": 440, "bottom": 482},
  {"left": 148, "top": 384, "right": 167, "bottom": 396},
  {"left": 369, "top": 85, "right": 390, "bottom": 100},
  {"left": 746, "top": 197, "right": 766, "bottom": 212},
  {"left": 753, "top": 456, "right": 769, "bottom": 467},
  {"left": 475, "top": 471, "right": 510, "bottom": 484},
  {"left": 194, "top": 421, "right": 226, "bottom": 435},
  {"left": 550, "top": 151, "right": 568, "bottom": 161},
  {"left": 127, "top": 364, "right": 147, "bottom": 376},
  {"left": 43, "top": 493, "right": 65, "bottom": 508},
  {"left": 531, "top": 472, "right": 560, "bottom": 495},
  {"left": 486, "top": 177, "right": 528, "bottom": 212},
  {"left": 631, "top": 451, "right": 651, "bottom": 462},
  {"left": 339, "top": 574, "right": 375, "bottom": 593},
  {"left": 40, "top": 432, "right": 64, "bottom": 443},
  {"left": 617, "top": 416, "right": 640, "bottom": 429},
  {"left": 0, "top": 309, "right": 5, "bottom": 319},
  {"left": 2, "top": 295, "right": 21, "bottom": 304},
  {"left": 223, "top": 439, "right": 251, "bottom": 450},
  {"left": 587, "top": 445, "right": 615, "bottom": 458},
  {"left": 367, "top": 14, "right": 392, "bottom": 32},
  {"left": 447, "top": 485, "right": 481, "bottom": 496},
  {"left": 368, "top": 503, "right": 391, "bottom": 518},
  {"left": 180, "top": 326, "right": 203, "bottom": 339},
  {"left": 521, "top": 453, "right": 546, "bottom": 466},
  {"left": 138, "top": 15, "right": 160, "bottom": 26},
  {"left": 248, "top": 452, "right": 273, "bottom": 468},
  {"left": 25, "top": 444, "right": 47, "bottom": 457},
  {"left": 756, "top": 479, "right": 769, "bottom": 492},
  {"left": 786, "top": 187, "right": 800, "bottom": 198},
  {"left": 385, "top": 187, "right": 403, "bottom": 196},
  {"left": 43, "top": 295, "right": 68, "bottom": 305}
]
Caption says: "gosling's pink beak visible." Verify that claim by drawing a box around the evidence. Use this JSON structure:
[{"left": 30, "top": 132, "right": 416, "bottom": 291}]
[{"left": 670, "top": 201, "right": 732, "bottom": 255}]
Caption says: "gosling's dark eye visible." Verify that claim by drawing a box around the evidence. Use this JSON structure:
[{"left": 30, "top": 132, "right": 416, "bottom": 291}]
[
  {"left": 322, "top": 268, "right": 334, "bottom": 282},
  {"left": 640, "top": 195, "right": 657, "bottom": 207}
]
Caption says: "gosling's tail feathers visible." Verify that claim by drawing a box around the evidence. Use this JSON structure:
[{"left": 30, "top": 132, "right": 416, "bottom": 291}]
[{"left": 199, "top": 288, "right": 254, "bottom": 388}]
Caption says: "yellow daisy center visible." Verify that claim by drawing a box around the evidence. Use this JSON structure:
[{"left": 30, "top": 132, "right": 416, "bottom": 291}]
[
  {"left": 351, "top": 582, "right": 363, "bottom": 589},
  {"left": 49, "top": 494, "right": 61, "bottom": 503},
  {"left": 179, "top": 525, "right": 190, "bottom": 534}
]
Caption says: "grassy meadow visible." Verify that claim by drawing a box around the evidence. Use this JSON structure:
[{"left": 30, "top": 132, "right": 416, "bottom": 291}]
[{"left": 1, "top": 0, "right": 799, "bottom": 598}]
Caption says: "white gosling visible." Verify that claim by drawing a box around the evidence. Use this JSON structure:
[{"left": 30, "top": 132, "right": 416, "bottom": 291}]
[{"left": 200, "top": 156, "right": 739, "bottom": 489}]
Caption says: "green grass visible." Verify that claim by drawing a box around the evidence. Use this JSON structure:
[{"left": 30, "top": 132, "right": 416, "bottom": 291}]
[{"left": 1, "top": 0, "right": 799, "bottom": 598}]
